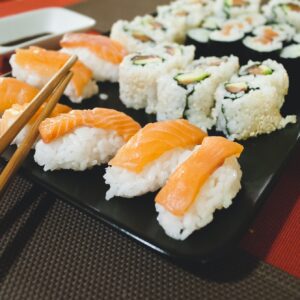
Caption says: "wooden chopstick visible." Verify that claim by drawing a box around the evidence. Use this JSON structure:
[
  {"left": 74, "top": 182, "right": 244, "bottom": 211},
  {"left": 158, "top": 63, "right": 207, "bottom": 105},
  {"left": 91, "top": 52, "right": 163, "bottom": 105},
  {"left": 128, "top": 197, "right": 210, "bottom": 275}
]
[
  {"left": 0, "top": 71, "right": 73, "bottom": 193},
  {"left": 0, "top": 54, "right": 78, "bottom": 155}
]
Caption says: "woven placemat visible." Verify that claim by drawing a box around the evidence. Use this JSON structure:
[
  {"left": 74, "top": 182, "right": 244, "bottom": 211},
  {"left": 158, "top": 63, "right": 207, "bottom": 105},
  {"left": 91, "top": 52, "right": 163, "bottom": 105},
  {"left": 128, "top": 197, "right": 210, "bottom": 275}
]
[{"left": 0, "top": 172, "right": 299, "bottom": 300}]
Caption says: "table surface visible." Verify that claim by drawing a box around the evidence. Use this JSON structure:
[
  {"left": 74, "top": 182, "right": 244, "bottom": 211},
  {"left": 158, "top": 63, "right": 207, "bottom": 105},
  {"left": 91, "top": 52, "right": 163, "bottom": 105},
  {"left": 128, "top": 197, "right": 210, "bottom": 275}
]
[{"left": 0, "top": 1, "right": 300, "bottom": 299}]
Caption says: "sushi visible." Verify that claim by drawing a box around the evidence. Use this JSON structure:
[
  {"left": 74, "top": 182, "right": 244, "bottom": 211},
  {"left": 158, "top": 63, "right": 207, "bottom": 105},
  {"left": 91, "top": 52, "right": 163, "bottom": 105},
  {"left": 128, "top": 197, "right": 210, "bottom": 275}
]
[
  {"left": 215, "top": 0, "right": 261, "bottom": 19},
  {"left": 34, "top": 108, "right": 141, "bottom": 171},
  {"left": 235, "top": 59, "right": 289, "bottom": 104},
  {"left": 156, "top": 55, "right": 239, "bottom": 130},
  {"left": 280, "top": 44, "right": 300, "bottom": 113},
  {"left": 110, "top": 15, "right": 185, "bottom": 53},
  {"left": 155, "top": 136, "right": 243, "bottom": 240},
  {"left": 208, "top": 19, "right": 252, "bottom": 57},
  {"left": 0, "top": 77, "right": 39, "bottom": 114},
  {"left": 242, "top": 24, "right": 296, "bottom": 60},
  {"left": 263, "top": 0, "right": 300, "bottom": 31},
  {"left": 119, "top": 43, "right": 195, "bottom": 114},
  {"left": 10, "top": 46, "right": 99, "bottom": 103},
  {"left": 60, "top": 33, "right": 127, "bottom": 82},
  {"left": 0, "top": 103, "right": 71, "bottom": 146},
  {"left": 156, "top": 0, "right": 212, "bottom": 33},
  {"left": 213, "top": 78, "right": 296, "bottom": 140},
  {"left": 104, "top": 119, "right": 207, "bottom": 200}
]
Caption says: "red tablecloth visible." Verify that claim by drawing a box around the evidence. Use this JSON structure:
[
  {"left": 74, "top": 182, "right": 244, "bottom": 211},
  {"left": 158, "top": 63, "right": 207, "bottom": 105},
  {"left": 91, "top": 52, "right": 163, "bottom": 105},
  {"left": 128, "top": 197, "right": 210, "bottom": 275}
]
[{"left": 1, "top": 0, "right": 299, "bottom": 279}]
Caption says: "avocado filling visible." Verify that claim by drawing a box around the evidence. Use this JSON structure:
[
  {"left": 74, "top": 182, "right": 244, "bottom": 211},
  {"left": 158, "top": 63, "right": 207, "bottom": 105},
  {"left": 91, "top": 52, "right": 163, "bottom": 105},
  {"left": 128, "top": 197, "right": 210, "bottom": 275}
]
[
  {"left": 225, "top": 82, "right": 249, "bottom": 94},
  {"left": 132, "top": 31, "right": 154, "bottom": 43},
  {"left": 175, "top": 70, "right": 211, "bottom": 85},
  {"left": 132, "top": 55, "right": 164, "bottom": 65},
  {"left": 242, "top": 64, "right": 273, "bottom": 76}
]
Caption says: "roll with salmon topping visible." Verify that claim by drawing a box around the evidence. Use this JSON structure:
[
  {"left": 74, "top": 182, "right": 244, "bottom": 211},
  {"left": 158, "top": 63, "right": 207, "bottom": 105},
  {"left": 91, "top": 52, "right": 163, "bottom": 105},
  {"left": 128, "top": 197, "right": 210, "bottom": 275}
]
[
  {"left": 0, "top": 78, "right": 40, "bottom": 114},
  {"left": 34, "top": 108, "right": 141, "bottom": 171},
  {"left": 104, "top": 119, "right": 207, "bottom": 200},
  {"left": 10, "top": 47, "right": 99, "bottom": 103},
  {"left": 0, "top": 103, "right": 71, "bottom": 147},
  {"left": 155, "top": 136, "right": 243, "bottom": 240},
  {"left": 60, "top": 33, "right": 127, "bottom": 82}
]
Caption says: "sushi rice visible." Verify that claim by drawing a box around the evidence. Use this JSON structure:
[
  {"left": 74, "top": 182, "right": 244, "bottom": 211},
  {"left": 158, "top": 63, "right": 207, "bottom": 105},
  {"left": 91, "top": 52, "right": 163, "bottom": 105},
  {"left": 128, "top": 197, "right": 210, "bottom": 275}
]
[
  {"left": 156, "top": 156, "right": 242, "bottom": 240},
  {"left": 213, "top": 79, "right": 296, "bottom": 140},
  {"left": 10, "top": 55, "right": 98, "bottom": 104},
  {"left": 104, "top": 148, "right": 193, "bottom": 200},
  {"left": 263, "top": 0, "right": 300, "bottom": 31},
  {"left": 156, "top": 55, "right": 239, "bottom": 130},
  {"left": 236, "top": 59, "right": 289, "bottom": 103},
  {"left": 119, "top": 43, "right": 195, "bottom": 113},
  {"left": 34, "top": 127, "right": 125, "bottom": 171},
  {"left": 110, "top": 15, "right": 185, "bottom": 53},
  {"left": 215, "top": 0, "right": 261, "bottom": 19}
]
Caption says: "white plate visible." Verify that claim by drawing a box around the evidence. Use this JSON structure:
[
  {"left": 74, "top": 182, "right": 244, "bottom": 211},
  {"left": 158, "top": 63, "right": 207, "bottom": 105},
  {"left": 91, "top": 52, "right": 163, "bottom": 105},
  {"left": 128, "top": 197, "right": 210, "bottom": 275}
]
[{"left": 0, "top": 7, "right": 96, "bottom": 55}]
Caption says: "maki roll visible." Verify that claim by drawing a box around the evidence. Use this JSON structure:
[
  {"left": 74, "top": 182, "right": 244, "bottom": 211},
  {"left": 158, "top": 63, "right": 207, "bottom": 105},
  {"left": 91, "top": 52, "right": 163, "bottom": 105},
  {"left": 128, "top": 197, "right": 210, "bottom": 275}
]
[
  {"left": 157, "top": 0, "right": 212, "bottom": 33},
  {"left": 213, "top": 79, "right": 296, "bottom": 140},
  {"left": 60, "top": 33, "right": 127, "bottom": 82},
  {"left": 0, "top": 103, "right": 71, "bottom": 146},
  {"left": 0, "top": 77, "right": 39, "bottom": 114},
  {"left": 236, "top": 59, "right": 289, "bottom": 104},
  {"left": 280, "top": 44, "right": 300, "bottom": 112},
  {"left": 242, "top": 24, "right": 296, "bottom": 60},
  {"left": 263, "top": 0, "right": 300, "bottom": 31},
  {"left": 110, "top": 15, "right": 185, "bottom": 53},
  {"left": 118, "top": 43, "right": 195, "bottom": 114},
  {"left": 156, "top": 55, "right": 239, "bottom": 130},
  {"left": 104, "top": 119, "right": 207, "bottom": 200},
  {"left": 10, "top": 47, "right": 99, "bottom": 103},
  {"left": 186, "top": 16, "right": 225, "bottom": 57},
  {"left": 34, "top": 108, "right": 141, "bottom": 171},
  {"left": 215, "top": 0, "right": 261, "bottom": 19},
  {"left": 209, "top": 19, "right": 252, "bottom": 57},
  {"left": 155, "top": 136, "right": 243, "bottom": 240}
]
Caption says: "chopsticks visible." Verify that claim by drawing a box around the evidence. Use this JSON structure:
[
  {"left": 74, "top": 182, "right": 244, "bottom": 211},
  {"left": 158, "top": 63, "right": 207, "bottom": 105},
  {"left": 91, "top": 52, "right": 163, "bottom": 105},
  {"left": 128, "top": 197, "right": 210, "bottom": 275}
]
[{"left": 0, "top": 55, "right": 78, "bottom": 193}]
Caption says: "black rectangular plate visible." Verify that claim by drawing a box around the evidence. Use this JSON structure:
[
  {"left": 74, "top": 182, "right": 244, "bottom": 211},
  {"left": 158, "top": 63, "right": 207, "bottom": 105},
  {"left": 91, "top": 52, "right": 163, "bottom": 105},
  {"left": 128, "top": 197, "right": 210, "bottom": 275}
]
[{"left": 2, "top": 67, "right": 300, "bottom": 263}]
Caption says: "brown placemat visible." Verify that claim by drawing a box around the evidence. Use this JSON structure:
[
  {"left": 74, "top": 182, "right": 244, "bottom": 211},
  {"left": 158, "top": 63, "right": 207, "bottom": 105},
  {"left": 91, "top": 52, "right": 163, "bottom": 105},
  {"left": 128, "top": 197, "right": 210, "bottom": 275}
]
[{"left": 0, "top": 172, "right": 299, "bottom": 300}]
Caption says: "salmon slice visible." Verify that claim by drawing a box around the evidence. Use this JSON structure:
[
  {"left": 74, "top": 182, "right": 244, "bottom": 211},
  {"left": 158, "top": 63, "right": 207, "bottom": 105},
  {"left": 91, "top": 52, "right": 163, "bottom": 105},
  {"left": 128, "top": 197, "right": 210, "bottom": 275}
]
[
  {"left": 14, "top": 47, "right": 93, "bottom": 97},
  {"left": 0, "top": 78, "right": 39, "bottom": 113},
  {"left": 155, "top": 136, "right": 244, "bottom": 217},
  {"left": 232, "top": 0, "right": 247, "bottom": 6},
  {"left": 0, "top": 103, "right": 71, "bottom": 135},
  {"left": 109, "top": 119, "right": 207, "bottom": 173},
  {"left": 60, "top": 33, "right": 127, "bottom": 64},
  {"left": 39, "top": 108, "right": 141, "bottom": 143}
]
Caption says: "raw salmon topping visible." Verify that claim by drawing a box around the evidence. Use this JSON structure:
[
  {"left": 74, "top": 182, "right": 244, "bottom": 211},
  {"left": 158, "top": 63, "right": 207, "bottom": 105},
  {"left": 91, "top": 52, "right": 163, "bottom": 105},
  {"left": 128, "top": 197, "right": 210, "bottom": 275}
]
[
  {"left": 60, "top": 33, "right": 127, "bottom": 64},
  {"left": 14, "top": 47, "right": 93, "bottom": 97},
  {"left": 155, "top": 136, "right": 244, "bottom": 216},
  {"left": 109, "top": 119, "right": 207, "bottom": 173},
  {"left": 39, "top": 108, "right": 141, "bottom": 143},
  {"left": 0, "top": 103, "right": 71, "bottom": 135},
  {"left": 0, "top": 78, "right": 39, "bottom": 113}
]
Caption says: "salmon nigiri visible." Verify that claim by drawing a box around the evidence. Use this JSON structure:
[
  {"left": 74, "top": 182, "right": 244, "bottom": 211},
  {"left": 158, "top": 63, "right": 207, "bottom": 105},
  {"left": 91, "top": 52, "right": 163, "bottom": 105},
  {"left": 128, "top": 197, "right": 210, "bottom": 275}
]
[
  {"left": 155, "top": 136, "right": 244, "bottom": 240},
  {"left": 104, "top": 119, "right": 207, "bottom": 200},
  {"left": 0, "top": 103, "right": 71, "bottom": 146},
  {"left": 10, "top": 46, "right": 98, "bottom": 103},
  {"left": 60, "top": 33, "right": 127, "bottom": 82},
  {"left": 0, "top": 77, "right": 39, "bottom": 113},
  {"left": 34, "top": 108, "right": 141, "bottom": 171}
]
